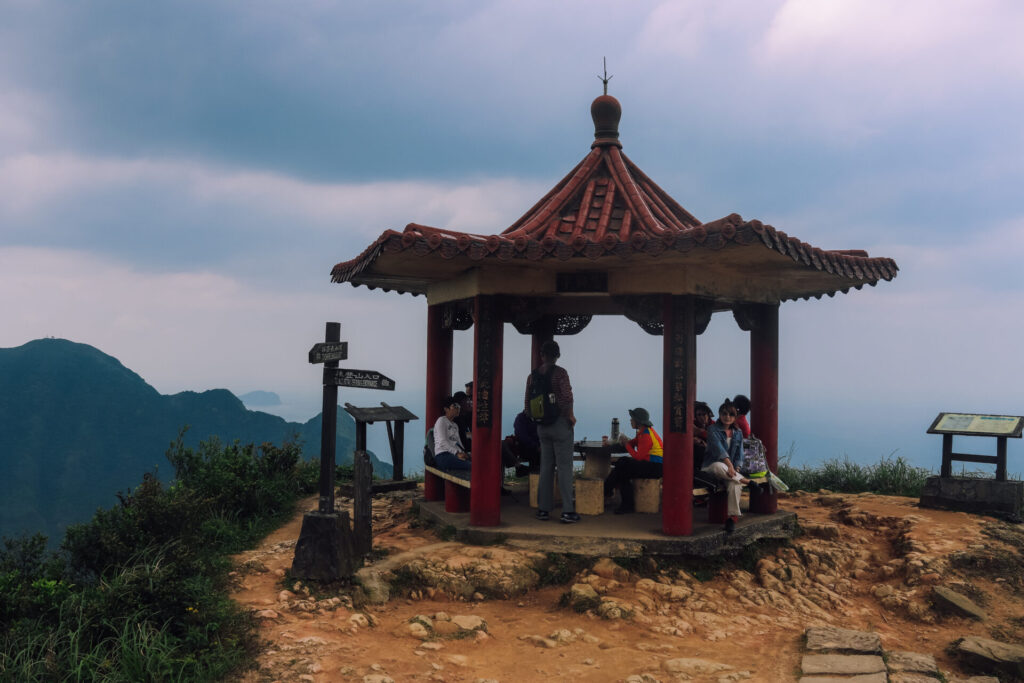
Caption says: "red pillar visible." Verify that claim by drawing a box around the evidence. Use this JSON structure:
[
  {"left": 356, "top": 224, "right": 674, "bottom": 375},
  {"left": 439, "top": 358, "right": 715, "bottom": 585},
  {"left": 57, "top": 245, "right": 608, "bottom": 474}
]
[
  {"left": 471, "top": 295, "right": 503, "bottom": 526},
  {"left": 750, "top": 303, "right": 779, "bottom": 514},
  {"left": 662, "top": 295, "right": 695, "bottom": 536},
  {"left": 425, "top": 304, "right": 453, "bottom": 437}
]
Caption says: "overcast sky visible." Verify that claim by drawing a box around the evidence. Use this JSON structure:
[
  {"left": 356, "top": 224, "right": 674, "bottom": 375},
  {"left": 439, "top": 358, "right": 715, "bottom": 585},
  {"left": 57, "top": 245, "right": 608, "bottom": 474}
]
[{"left": 2, "top": 0, "right": 1022, "bottom": 473}]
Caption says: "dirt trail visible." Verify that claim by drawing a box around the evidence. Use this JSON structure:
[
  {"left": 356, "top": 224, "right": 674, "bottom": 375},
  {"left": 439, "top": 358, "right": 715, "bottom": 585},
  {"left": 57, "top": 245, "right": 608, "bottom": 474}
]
[{"left": 230, "top": 490, "right": 1023, "bottom": 682}]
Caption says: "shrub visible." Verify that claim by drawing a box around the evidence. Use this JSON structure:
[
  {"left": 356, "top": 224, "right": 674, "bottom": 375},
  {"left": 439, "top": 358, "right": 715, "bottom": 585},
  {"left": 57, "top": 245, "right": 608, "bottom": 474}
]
[{"left": 1, "top": 433, "right": 311, "bottom": 681}]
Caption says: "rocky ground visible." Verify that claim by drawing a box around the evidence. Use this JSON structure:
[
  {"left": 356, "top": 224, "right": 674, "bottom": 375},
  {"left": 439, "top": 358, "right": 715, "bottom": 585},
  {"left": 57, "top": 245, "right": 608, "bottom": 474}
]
[{"left": 229, "top": 489, "right": 1024, "bottom": 682}]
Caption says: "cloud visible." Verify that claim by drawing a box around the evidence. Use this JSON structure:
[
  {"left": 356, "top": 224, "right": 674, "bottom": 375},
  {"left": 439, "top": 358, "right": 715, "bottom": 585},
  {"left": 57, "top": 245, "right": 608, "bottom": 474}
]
[
  {"left": 755, "top": 0, "right": 1024, "bottom": 132},
  {"left": 0, "top": 246, "right": 428, "bottom": 400},
  {"left": 0, "top": 153, "right": 547, "bottom": 273}
]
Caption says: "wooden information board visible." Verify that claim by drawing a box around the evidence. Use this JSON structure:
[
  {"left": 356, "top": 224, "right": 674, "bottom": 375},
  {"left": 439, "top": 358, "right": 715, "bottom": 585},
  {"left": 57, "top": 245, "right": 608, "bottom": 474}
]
[
  {"left": 928, "top": 413, "right": 1024, "bottom": 438},
  {"left": 927, "top": 412, "right": 1023, "bottom": 481}
]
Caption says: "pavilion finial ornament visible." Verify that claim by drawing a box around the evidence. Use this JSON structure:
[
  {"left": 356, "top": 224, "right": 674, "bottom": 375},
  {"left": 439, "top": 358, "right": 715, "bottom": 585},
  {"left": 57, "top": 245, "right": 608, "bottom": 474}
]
[{"left": 598, "top": 56, "right": 613, "bottom": 95}]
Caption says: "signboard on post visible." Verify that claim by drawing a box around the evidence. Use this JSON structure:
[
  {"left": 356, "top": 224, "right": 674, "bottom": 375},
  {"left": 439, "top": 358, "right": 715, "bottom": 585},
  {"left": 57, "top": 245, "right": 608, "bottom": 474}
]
[
  {"left": 928, "top": 413, "right": 1024, "bottom": 438},
  {"left": 308, "top": 341, "right": 348, "bottom": 364},
  {"left": 323, "top": 368, "right": 395, "bottom": 390}
]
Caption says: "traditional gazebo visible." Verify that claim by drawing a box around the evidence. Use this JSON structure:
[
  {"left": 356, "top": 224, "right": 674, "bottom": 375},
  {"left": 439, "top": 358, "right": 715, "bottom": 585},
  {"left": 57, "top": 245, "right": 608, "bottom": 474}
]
[{"left": 331, "top": 93, "right": 898, "bottom": 535}]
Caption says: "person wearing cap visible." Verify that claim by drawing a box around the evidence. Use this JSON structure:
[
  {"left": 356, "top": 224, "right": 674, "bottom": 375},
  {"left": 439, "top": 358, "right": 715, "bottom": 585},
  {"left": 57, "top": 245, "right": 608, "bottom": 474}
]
[
  {"left": 524, "top": 340, "right": 579, "bottom": 524},
  {"left": 604, "top": 407, "right": 664, "bottom": 514}
]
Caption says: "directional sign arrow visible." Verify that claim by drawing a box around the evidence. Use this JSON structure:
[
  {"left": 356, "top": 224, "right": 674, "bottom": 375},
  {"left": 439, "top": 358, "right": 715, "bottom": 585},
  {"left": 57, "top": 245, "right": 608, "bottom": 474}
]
[
  {"left": 308, "top": 341, "right": 348, "bottom": 364},
  {"left": 323, "top": 368, "right": 395, "bottom": 390}
]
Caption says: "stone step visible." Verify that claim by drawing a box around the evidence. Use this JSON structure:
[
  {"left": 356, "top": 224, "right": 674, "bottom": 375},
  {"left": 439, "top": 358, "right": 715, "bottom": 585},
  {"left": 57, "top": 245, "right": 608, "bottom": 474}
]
[{"left": 801, "top": 654, "right": 886, "bottom": 676}]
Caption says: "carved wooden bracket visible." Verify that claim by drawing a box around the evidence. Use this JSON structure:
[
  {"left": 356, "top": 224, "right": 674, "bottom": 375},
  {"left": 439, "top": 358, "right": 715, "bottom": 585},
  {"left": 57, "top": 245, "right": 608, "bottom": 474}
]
[
  {"left": 694, "top": 298, "right": 713, "bottom": 335},
  {"left": 614, "top": 295, "right": 664, "bottom": 336},
  {"left": 441, "top": 299, "right": 475, "bottom": 331},
  {"left": 732, "top": 303, "right": 779, "bottom": 332}
]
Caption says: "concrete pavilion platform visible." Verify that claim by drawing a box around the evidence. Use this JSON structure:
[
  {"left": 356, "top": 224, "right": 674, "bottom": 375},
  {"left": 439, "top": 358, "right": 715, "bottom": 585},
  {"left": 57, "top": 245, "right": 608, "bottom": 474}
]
[{"left": 415, "top": 481, "right": 798, "bottom": 559}]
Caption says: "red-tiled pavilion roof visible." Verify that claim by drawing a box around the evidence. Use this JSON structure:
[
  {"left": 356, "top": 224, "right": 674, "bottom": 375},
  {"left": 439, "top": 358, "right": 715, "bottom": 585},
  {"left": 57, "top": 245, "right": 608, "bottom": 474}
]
[{"left": 331, "top": 95, "right": 898, "bottom": 302}]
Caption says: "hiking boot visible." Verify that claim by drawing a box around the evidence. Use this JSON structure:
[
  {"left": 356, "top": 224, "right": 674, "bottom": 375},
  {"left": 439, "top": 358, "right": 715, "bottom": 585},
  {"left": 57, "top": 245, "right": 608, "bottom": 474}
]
[
  {"left": 560, "top": 512, "right": 581, "bottom": 524},
  {"left": 535, "top": 510, "right": 550, "bottom": 521}
]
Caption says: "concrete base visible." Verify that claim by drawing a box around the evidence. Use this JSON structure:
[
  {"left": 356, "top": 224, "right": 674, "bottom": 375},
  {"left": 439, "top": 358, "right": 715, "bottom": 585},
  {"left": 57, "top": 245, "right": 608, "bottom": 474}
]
[
  {"left": 416, "top": 490, "right": 799, "bottom": 559},
  {"left": 633, "top": 478, "right": 661, "bottom": 513},
  {"left": 529, "top": 472, "right": 561, "bottom": 508},
  {"left": 291, "top": 511, "right": 361, "bottom": 581},
  {"left": 575, "top": 478, "right": 605, "bottom": 516},
  {"left": 920, "top": 476, "right": 1024, "bottom": 519}
]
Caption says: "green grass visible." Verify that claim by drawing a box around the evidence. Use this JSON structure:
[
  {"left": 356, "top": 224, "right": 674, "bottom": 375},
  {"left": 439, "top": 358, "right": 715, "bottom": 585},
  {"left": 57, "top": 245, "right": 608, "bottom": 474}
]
[
  {"left": 776, "top": 446, "right": 933, "bottom": 497},
  {"left": 0, "top": 431, "right": 320, "bottom": 682}
]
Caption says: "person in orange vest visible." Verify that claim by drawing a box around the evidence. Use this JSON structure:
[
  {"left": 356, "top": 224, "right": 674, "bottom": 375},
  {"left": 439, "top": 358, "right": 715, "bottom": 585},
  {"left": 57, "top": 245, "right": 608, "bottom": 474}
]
[{"left": 604, "top": 407, "right": 663, "bottom": 514}]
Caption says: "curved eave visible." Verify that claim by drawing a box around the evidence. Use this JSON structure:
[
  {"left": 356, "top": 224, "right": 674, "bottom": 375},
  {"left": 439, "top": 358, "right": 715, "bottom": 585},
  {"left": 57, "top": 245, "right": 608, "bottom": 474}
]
[{"left": 330, "top": 215, "right": 899, "bottom": 302}]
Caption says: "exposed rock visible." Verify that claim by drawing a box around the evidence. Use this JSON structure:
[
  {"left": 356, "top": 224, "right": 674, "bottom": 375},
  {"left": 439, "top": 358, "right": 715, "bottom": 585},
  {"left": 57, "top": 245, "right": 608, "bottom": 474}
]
[
  {"left": 549, "top": 628, "right": 576, "bottom": 644},
  {"left": 889, "top": 673, "right": 942, "bottom": 683},
  {"left": 661, "top": 657, "right": 733, "bottom": 675},
  {"left": 592, "top": 557, "right": 632, "bottom": 582},
  {"left": 802, "top": 522, "right": 843, "bottom": 539},
  {"left": 931, "top": 586, "right": 987, "bottom": 620},
  {"left": 596, "top": 597, "right": 632, "bottom": 619},
  {"left": 801, "top": 654, "right": 885, "bottom": 675},
  {"left": 522, "top": 634, "right": 558, "bottom": 648},
  {"left": 805, "top": 626, "right": 882, "bottom": 654},
  {"left": 451, "top": 615, "right": 486, "bottom": 632},
  {"left": 566, "top": 583, "right": 601, "bottom": 611},
  {"left": 354, "top": 568, "right": 390, "bottom": 604},
  {"left": 799, "top": 674, "right": 886, "bottom": 683},
  {"left": 954, "top": 635, "right": 1024, "bottom": 678},
  {"left": 432, "top": 620, "right": 460, "bottom": 637}
]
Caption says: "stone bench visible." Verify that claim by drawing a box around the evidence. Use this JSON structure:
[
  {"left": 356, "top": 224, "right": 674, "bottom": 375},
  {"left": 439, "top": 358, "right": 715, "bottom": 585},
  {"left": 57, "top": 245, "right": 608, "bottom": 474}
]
[{"left": 423, "top": 465, "right": 471, "bottom": 513}]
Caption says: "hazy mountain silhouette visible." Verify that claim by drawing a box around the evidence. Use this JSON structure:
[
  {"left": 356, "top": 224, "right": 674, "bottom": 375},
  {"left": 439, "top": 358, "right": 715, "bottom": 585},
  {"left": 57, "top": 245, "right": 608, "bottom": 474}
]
[
  {"left": 0, "top": 338, "right": 392, "bottom": 543},
  {"left": 238, "top": 390, "right": 282, "bottom": 407}
]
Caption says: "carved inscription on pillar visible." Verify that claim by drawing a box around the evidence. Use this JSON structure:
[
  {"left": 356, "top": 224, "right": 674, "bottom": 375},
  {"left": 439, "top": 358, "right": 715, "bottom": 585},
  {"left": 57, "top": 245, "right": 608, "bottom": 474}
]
[
  {"left": 668, "top": 296, "right": 689, "bottom": 434},
  {"left": 475, "top": 297, "right": 496, "bottom": 427}
]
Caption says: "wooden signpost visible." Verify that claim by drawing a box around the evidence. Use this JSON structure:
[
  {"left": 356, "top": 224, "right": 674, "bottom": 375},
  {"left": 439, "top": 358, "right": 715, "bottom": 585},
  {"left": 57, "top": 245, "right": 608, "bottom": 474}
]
[
  {"left": 292, "top": 322, "right": 404, "bottom": 581},
  {"left": 308, "top": 341, "right": 348, "bottom": 364},
  {"left": 323, "top": 368, "right": 395, "bottom": 391}
]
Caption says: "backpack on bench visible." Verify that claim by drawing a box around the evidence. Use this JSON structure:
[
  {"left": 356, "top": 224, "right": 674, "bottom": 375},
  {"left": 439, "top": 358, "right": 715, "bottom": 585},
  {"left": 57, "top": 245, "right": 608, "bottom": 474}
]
[{"left": 423, "top": 428, "right": 437, "bottom": 468}]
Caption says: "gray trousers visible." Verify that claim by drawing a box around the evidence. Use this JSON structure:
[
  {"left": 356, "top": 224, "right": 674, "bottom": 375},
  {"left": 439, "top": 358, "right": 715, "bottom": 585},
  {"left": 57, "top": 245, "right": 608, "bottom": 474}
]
[{"left": 537, "top": 416, "right": 574, "bottom": 513}]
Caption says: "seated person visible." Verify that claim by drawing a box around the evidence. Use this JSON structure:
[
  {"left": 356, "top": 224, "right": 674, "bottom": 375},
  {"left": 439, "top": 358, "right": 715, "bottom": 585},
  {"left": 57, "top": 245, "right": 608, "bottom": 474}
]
[
  {"left": 604, "top": 407, "right": 663, "bottom": 514},
  {"left": 513, "top": 409, "right": 540, "bottom": 474},
  {"left": 452, "top": 389, "right": 473, "bottom": 453},
  {"left": 702, "top": 399, "right": 750, "bottom": 532},
  {"left": 433, "top": 395, "right": 471, "bottom": 471}
]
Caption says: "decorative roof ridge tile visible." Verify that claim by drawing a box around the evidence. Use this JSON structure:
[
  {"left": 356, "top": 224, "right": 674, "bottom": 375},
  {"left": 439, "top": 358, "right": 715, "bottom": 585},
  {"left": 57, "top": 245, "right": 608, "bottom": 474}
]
[
  {"left": 330, "top": 230, "right": 399, "bottom": 283},
  {"left": 503, "top": 150, "right": 604, "bottom": 239},
  {"left": 620, "top": 152, "right": 701, "bottom": 228}
]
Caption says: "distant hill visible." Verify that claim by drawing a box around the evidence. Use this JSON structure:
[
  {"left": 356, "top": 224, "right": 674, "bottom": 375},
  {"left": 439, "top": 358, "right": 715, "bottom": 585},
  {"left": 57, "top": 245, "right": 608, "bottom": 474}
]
[
  {"left": 0, "top": 338, "right": 392, "bottom": 543},
  {"left": 238, "top": 390, "right": 282, "bottom": 407}
]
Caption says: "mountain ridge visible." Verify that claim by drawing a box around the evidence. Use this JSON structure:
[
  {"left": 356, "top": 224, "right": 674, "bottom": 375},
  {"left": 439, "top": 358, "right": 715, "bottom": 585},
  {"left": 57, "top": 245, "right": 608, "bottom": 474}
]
[{"left": 0, "top": 338, "right": 391, "bottom": 543}]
